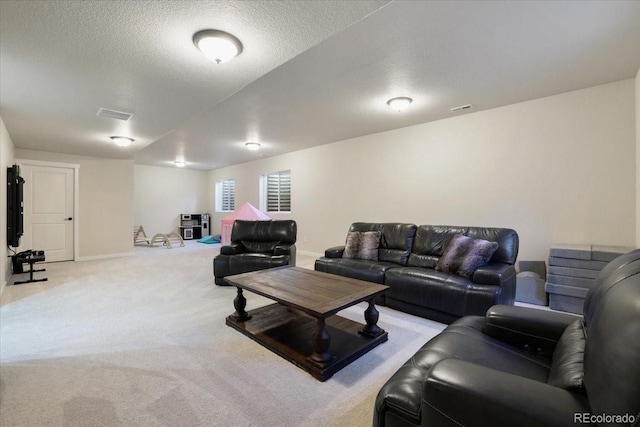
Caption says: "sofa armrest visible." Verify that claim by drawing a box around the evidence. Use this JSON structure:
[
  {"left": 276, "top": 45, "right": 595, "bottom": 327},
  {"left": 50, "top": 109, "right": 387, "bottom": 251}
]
[
  {"left": 485, "top": 305, "right": 579, "bottom": 356},
  {"left": 324, "top": 246, "right": 345, "bottom": 258},
  {"left": 273, "top": 244, "right": 293, "bottom": 256},
  {"left": 472, "top": 263, "right": 515, "bottom": 286},
  {"left": 273, "top": 244, "right": 296, "bottom": 265},
  {"left": 220, "top": 242, "right": 244, "bottom": 255},
  {"left": 422, "top": 358, "right": 589, "bottom": 427}
]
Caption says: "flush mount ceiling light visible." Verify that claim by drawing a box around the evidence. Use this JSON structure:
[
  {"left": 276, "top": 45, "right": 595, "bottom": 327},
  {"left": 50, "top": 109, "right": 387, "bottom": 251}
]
[
  {"left": 245, "top": 142, "right": 261, "bottom": 151},
  {"left": 193, "top": 29, "right": 243, "bottom": 64},
  {"left": 174, "top": 160, "right": 186, "bottom": 167},
  {"left": 110, "top": 136, "right": 134, "bottom": 147},
  {"left": 387, "top": 97, "right": 413, "bottom": 112}
]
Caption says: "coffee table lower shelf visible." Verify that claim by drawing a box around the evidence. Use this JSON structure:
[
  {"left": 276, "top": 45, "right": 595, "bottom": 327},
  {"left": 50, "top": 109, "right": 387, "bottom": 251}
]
[{"left": 226, "top": 303, "right": 388, "bottom": 381}]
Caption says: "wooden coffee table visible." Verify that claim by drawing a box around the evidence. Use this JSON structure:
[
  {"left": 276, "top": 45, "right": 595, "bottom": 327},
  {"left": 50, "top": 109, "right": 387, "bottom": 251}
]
[{"left": 224, "top": 266, "right": 389, "bottom": 381}]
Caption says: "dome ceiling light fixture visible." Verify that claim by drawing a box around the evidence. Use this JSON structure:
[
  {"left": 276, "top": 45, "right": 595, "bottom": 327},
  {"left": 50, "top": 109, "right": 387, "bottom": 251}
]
[
  {"left": 193, "top": 29, "right": 243, "bottom": 64},
  {"left": 110, "top": 136, "right": 134, "bottom": 147},
  {"left": 174, "top": 160, "right": 186, "bottom": 167},
  {"left": 387, "top": 97, "right": 413, "bottom": 112},
  {"left": 245, "top": 142, "right": 261, "bottom": 151}
]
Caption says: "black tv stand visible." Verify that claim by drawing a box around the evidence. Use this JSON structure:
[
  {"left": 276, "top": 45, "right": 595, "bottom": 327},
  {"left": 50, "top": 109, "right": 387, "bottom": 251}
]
[{"left": 12, "top": 250, "right": 48, "bottom": 285}]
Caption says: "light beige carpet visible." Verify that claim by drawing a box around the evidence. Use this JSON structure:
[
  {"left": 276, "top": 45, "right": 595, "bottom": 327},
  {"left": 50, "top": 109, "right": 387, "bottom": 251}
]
[{"left": 0, "top": 242, "right": 444, "bottom": 427}]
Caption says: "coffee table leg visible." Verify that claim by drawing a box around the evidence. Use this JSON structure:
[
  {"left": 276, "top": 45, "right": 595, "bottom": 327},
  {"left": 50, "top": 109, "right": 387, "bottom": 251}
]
[
  {"left": 310, "top": 319, "right": 332, "bottom": 364},
  {"left": 231, "top": 287, "right": 252, "bottom": 321},
  {"left": 360, "top": 298, "right": 384, "bottom": 338}
]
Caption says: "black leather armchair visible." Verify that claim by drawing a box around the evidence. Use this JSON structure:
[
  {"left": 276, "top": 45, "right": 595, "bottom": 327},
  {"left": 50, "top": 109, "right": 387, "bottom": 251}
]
[
  {"left": 213, "top": 220, "right": 297, "bottom": 285},
  {"left": 374, "top": 248, "right": 640, "bottom": 427}
]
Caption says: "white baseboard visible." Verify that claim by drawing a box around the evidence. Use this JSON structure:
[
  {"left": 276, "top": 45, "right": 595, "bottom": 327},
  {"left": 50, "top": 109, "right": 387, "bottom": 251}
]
[{"left": 76, "top": 252, "right": 135, "bottom": 262}]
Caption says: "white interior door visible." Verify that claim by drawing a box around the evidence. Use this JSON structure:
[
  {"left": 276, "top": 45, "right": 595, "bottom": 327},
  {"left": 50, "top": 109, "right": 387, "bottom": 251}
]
[{"left": 20, "top": 164, "right": 75, "bottom": 262}]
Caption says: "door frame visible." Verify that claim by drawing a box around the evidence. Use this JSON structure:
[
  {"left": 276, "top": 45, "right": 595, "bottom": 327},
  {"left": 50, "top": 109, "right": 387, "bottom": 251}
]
[{"left": 16, "top": 159, "right": 80, "bottom": 261}]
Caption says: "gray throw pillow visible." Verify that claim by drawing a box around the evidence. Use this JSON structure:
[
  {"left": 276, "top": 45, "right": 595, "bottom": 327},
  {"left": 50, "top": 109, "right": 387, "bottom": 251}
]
[
  {"left": 343, "top": 231, "right": 381, "bottom": 261},
  {"left": 436, "top": 234, "right": 499, "bottom": 278}
]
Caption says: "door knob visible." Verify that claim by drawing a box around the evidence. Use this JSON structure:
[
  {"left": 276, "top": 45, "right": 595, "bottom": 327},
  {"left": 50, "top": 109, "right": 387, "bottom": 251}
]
[{"left": 64, "top": 217, "right": 73, "bottom": 221}]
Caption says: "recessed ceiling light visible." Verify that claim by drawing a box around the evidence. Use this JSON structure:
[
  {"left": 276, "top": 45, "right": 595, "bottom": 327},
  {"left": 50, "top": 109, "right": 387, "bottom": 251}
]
[
  {"left": 174, "top": 160, "right": 186, "bottom": 167},
  {"left": 110, "top": 136, "right": 134, "bottom": 147},
  {"left": 387, "top": 97, "right": 413, "bottom": 112},
  {"left": 193, "top": 30, "right": 243, "bottom": 64},
  {"left": 245, "top": 142, "right": 261, "bottom": 151}
]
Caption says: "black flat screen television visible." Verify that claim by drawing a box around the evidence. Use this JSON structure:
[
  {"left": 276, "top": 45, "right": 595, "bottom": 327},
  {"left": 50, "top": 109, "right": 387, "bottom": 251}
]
[{"left": 7, "top": 164, "right": 25, "bottom": 247}]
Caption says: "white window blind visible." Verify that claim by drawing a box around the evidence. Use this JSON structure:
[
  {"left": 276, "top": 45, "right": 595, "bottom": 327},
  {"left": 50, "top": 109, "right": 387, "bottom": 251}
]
[
  {"left": 264, "top": 171, "right": 291, "bottom": 212},
  {"left": 216, "top": 179, "right": 235, "bottom": 212}
]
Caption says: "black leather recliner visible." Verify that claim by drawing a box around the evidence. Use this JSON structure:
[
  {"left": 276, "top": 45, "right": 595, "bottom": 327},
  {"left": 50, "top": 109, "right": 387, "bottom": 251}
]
[
  {"left": 374, "top": 248, "right": 640, "bottom": 427},
  {"left": 213, "top": 220, "right": 297, "bottom": 285}
]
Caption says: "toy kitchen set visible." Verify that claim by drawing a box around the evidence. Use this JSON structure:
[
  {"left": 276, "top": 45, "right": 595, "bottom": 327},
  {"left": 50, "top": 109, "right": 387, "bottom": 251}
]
[{"left": 179, "top": 213, "right": 210, "bottom": 240}]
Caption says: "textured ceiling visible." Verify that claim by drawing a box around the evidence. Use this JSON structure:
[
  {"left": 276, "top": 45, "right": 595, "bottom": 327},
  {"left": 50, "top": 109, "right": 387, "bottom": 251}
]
[{"left": 2, "top": 1, "right": 640, "bottom": 170}]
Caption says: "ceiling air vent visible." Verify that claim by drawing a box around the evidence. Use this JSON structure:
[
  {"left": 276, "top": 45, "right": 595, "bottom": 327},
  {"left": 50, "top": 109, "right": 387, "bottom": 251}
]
[
  {"left": 96, "top": 108, "right": 133, "bottom": 121},
  {"left": 450, "top": 104, "right": 473, "bottom": 112}
]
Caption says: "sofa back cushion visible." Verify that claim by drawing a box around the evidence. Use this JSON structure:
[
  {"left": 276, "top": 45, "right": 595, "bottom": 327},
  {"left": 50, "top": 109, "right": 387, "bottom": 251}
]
[
  {"left": 408, "top": 225, "right": 466, "bottom": 268},
  {"left": 408, "top": 225, "right": 518, "bottom": 268},
  {"left": 583, "top": 248, "right": 640, "bottom": 321},
  {"left": 231, "top": 220, "right": 297, "bottom": 250},
  {"left": 348, "top": 223, "right": 416, "bottom": 265},
  {"left": 582, "top": 250, "right": 640, "bottom": 419}
]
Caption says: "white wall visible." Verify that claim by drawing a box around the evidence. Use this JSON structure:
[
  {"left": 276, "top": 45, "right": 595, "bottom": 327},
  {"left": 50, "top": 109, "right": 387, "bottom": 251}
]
[
  {"left": 15, "top": 149, "right": 134, "bottom": 259},
  {"left": 209, "top": 79, "right": 636, "bottom": 261},
  {"left": 1, "top": 117, "right": 16, "bottom": 296},
  {"left": 134, "top": 164, "right": 209, "bottom": 235}
]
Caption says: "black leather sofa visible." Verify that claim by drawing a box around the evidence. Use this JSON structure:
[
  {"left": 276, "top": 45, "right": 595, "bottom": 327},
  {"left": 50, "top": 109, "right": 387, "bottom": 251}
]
[
  {"left": 315, "top": 223, "right": 519, "bottom": 323},
  {"left": 213, "top": 220, "right": 297, "bottom": 285},
  {"left": 374, "top": 248, "right": 640, "bottom": 427}
]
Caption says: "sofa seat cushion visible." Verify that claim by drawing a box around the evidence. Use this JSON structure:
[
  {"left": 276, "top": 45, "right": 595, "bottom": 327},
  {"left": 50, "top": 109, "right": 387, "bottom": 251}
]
[
  {"left": 227, "top": 254, "right": 289, "bottom": 275},
  {"left": 418, "top": 316, "right": 551, "bottom": 379},
  {"left": 375, "top": 316, "right": 551, "bottom": 426},
  {"left": 241, "top": 240, "right": 280, "bottom": 253},
  {"left": 385, "top": 267, "right": 472, "bottom": 316},
  {"left": 314, "top": 257, "right": 398, "bottom": 284}
]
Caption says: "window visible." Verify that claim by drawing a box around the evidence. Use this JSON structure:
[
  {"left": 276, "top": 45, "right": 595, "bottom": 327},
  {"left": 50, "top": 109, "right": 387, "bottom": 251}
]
[
  {"left": 215, "top": 179, "right": 235, "bottom": 212},
  {"left": 261, "top": 170, "right": 291, "bottom": 213}
]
